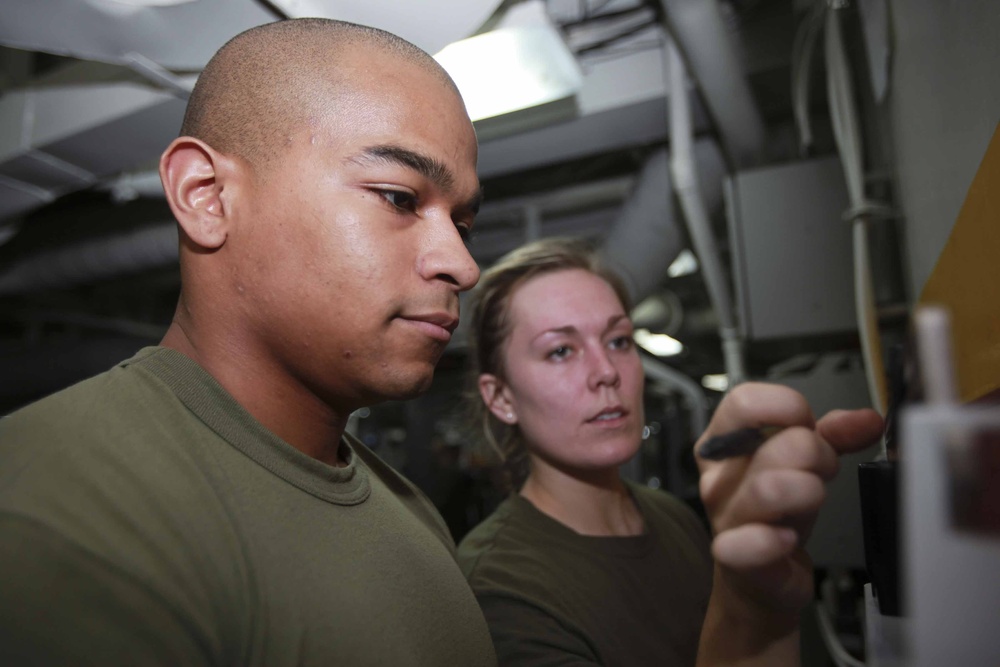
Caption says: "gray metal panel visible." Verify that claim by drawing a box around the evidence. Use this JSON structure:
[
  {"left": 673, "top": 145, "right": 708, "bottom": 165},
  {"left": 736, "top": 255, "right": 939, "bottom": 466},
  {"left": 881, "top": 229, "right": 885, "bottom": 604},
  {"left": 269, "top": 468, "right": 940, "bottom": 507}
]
[
  {"left": 726, "top": 156, "right": 855, "bottom": 340},
  {"left": 770, "top": 354, "right": 873, "bottom": 569}
]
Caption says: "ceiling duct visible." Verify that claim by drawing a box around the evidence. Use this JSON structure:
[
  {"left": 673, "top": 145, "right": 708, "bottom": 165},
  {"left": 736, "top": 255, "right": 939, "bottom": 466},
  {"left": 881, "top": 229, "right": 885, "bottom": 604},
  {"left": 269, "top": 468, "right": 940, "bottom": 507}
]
[
  {"left": 600, "top": 139, "right": 727, "bottom": 306},
  {"left": 0, "top": 0, "right": 503, "bottom": 225},
  {"left": 0, "top": 81, "right": 186, "bottom": 223},
  {"left": 0, "top": 0, "right": 502, "bottom": 71}
]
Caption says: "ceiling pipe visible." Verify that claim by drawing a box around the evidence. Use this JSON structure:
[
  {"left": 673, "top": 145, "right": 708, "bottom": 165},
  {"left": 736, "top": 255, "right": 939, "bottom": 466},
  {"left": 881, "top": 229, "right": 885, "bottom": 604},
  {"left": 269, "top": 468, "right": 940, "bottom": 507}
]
[
  {"left": 667, "top": 36, "right": 746, "bottom": 385},
  {"left": 657, "top": 0, "right": 767, "bottom": 170}
]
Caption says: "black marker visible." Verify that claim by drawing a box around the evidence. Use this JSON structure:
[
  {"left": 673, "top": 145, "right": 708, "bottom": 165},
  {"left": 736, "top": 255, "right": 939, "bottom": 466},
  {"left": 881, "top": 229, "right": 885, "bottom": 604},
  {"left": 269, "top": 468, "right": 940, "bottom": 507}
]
[{"left": 697, "top": 426, "right": 784, "bottom": 461}]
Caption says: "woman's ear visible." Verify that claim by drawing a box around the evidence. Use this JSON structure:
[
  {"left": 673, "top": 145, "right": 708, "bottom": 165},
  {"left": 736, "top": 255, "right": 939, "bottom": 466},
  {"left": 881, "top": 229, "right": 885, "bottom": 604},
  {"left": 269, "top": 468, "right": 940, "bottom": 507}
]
[
  {"left": 159, "top": 136, "right": 233, "bottom": 250},
  {"left": 479, "top": 374, "right": 517, "bottom": 425}
]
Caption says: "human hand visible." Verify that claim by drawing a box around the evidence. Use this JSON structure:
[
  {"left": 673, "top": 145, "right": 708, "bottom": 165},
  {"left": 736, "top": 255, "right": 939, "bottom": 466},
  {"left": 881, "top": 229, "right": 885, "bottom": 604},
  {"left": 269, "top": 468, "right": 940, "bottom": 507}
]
[{"left": 694, "top": 383, "right": 883, "bottom": 617}]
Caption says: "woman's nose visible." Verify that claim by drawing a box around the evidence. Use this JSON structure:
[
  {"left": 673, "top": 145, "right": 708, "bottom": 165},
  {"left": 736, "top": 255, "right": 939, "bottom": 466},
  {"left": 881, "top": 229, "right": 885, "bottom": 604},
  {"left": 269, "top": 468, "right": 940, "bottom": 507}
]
[{"left": 589, "top": 350, "right": 621, "bottom": 390}]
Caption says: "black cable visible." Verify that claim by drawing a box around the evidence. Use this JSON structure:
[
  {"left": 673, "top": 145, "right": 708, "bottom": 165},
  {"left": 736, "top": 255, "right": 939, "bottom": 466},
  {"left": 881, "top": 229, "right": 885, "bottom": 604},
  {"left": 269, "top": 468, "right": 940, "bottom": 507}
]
[
  {"left": 253, "top": 0, "right": 290, "bottom": 20},
  {"left": 573, "top": 18, "right": 659, "bottom": 55},
  {"left": 578, "top": 39, "right": 662, "bottom": 64},
  {"left": 562, "top": 4, "right": 652, "bottom": 29}
]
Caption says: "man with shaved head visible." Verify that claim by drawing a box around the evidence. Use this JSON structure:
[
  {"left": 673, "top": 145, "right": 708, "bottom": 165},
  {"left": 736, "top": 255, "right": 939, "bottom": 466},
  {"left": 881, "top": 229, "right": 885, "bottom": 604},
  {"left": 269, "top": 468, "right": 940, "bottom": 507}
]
[
  {"left": 0, "top": 16, "right": 882, "bottom": 667},
  {"left": 0, "top": 18, "right": 494, "bottom": 666}
]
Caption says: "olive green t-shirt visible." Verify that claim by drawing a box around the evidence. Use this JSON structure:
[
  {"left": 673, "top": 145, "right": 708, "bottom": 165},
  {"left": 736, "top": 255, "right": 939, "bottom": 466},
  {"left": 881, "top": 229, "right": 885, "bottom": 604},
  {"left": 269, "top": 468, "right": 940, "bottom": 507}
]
[
  {"left": 0, "top": 347, "right": 497, "bottom": 667},
  {"left": 457, "top": 483, "right": 712, "bottom": 666}
]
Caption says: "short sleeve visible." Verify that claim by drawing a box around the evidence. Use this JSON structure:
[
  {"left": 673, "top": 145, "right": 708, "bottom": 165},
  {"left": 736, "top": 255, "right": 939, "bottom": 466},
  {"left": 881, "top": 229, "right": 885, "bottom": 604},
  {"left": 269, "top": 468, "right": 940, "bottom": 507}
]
[{"left": 477, "top": 593, "right": 601, "bottom": 667}]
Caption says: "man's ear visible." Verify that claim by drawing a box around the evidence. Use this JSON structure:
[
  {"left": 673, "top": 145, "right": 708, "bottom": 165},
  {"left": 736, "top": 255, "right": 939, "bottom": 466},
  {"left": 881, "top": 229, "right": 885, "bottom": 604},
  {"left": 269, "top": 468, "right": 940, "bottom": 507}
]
[
  {"left": 159, "top": 137, "right": 233, "bottom": 250},
  {"left": 479, "top": 374, "right": 517, "bottom": 424}
]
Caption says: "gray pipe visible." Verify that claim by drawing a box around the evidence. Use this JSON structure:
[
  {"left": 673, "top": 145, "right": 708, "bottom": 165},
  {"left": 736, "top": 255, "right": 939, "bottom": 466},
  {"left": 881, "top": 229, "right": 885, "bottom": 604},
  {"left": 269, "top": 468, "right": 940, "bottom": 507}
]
[{"left": 658, "top": 0, "right": 767, "bottom": 169}]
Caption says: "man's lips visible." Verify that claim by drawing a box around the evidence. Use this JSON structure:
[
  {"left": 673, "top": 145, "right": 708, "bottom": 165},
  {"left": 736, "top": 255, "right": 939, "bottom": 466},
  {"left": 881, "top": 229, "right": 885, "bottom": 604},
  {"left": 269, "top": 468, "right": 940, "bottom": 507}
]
[{"left": 398, "top": 312, "right": 459, "bottom": 342}]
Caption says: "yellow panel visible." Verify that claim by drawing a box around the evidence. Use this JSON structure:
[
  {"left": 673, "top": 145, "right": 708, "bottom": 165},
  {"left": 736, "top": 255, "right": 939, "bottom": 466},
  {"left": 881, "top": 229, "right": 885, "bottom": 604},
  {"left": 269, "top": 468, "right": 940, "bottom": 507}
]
[{"left": 920, "top": 120, "right": 1000, "bottom": 401}]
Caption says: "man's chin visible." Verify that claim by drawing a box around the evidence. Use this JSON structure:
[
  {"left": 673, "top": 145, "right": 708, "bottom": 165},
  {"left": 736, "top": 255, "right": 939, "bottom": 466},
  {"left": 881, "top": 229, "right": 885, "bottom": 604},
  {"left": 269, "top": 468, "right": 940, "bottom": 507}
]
[{"left": 378, "top": 363, "right": 437, "bottom": 401}]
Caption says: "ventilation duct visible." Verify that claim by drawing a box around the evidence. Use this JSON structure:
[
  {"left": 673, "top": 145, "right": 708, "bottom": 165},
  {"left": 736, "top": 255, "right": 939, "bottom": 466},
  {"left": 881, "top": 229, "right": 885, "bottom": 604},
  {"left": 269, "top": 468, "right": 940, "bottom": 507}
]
[
  {"left": 0, "top": 81, "right": 186, "bottom": 223},
  {"left": 600, "top": 139, "right": 727, "bottom": 306}
]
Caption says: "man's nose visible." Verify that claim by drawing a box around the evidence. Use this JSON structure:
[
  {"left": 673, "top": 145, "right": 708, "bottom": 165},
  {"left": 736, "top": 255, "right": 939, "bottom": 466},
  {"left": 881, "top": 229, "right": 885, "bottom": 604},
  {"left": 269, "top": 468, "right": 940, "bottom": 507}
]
[{"left": 418, "top": 220, "right": 480, "bottom": 292}]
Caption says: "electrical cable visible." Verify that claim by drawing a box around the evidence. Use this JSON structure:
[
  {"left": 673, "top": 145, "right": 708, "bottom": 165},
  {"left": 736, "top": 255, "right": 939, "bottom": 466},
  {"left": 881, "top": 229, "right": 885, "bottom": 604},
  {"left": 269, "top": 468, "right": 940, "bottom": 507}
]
[
  {"left": 816, "top": 602, "right": 867, "bottom": 667},
  {"left": 574, "top": 19, "right": 659, "bottom": 54},
  {"left": 791, "top": 1, "right": 825, "bottom": 155},
  {"left": 561, "top": 3, "right": 651, "bottom": 28},
  {"left": 665, "top": 36, "right": 747, "bottom": 385},
  {"left": 824, "top": 3, "right": 889, "bottom": 419},
  {"left": 578, "top": 39, "right": 662, "bottom": 64}
]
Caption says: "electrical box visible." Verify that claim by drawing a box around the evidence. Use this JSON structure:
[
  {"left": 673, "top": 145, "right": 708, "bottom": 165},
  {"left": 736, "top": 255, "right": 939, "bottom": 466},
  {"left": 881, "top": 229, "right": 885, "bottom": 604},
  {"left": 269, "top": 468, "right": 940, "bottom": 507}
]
[{"left": 725, "top": 157, "right": 855, "bottom": 340}]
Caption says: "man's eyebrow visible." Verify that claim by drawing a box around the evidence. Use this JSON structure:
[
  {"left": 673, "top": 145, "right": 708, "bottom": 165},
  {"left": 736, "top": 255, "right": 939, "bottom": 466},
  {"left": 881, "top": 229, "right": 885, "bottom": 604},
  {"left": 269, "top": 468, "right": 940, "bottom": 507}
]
[
  {"left": 350, "top": 144, "right": 455, "bottom": 192},
  {"left": 349, "top": 144, "right": 484, "bottom": 214}
]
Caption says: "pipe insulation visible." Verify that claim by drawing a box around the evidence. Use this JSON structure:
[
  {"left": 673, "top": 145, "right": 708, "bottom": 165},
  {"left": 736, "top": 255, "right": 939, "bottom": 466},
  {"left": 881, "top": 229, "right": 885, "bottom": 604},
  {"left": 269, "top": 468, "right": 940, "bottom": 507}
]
[
  {"left": 599, "top": 147, "right": 681, "bottom": 304},
  {"left": 600, "top": 140, "right": 727, "bottom": 307},
  {"left": 666, "top": 37, "right": 746, "bottom": 384},
  {"left": 657, "top": 0, "right": 767, "bottom": 170}
]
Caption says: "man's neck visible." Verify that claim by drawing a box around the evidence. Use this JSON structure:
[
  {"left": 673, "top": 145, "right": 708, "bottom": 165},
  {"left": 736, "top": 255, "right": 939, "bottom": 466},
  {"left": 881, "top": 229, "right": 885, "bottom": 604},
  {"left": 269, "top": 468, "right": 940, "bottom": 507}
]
[{"left": 160, "top": 319, "right": 350, "bottom": 466}]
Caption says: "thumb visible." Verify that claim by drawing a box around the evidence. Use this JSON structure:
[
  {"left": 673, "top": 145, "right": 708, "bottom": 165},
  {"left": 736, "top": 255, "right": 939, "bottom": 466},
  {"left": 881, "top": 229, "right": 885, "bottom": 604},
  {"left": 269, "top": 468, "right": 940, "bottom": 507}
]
[{"left": 815, "top": 408, "right": 883, "bottom": 455}]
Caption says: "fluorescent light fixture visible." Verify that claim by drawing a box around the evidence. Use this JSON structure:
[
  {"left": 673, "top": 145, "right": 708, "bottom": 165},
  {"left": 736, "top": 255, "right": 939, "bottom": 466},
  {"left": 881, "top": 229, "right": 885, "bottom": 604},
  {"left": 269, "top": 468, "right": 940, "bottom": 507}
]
[
  {"left": 667, "top": 249, "right": 699, "bottom": 277},
  {"left": 634, "top": 328, "right": 683, "bottom": 357},
  {"left": 434, "top": 11, "right": 582, "bottom": 125},
  {"left": 701, "top": 374, "right": 730, "bottom": 392}
]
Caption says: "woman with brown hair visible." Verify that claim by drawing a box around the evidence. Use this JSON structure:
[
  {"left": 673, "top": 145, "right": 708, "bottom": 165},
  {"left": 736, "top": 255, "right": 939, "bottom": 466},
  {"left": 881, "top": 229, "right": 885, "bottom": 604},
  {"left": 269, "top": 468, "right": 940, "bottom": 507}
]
[{"left": 456, "top": 236, "right": 882, "bottom": 666}]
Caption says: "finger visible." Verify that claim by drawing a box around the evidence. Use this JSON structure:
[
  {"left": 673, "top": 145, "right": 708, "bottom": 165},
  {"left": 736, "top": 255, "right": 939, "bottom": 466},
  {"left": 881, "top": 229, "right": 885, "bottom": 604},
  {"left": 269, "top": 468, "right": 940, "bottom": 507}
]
[
  {"left": 815, "top": 408, "right": 884, "bottom": 455},
  {"left": 712, "top": 469, "right": 826, "bottom": 532},
  {"left": 712, "top": 523, "right": 798, "bottom": 570},
  {"left": 695, "top": 385, "right": 817, "bottom": 513},
  {"left": 695, "top": 383, "right": 815, "bottom": 457},
  {"left": 750, "top": 426, "right": 840, "bottom": 482}
]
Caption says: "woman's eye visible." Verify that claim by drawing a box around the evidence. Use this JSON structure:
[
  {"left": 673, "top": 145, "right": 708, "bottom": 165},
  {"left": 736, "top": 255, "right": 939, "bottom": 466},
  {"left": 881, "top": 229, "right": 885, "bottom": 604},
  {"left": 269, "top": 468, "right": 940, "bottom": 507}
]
[
  {"left": 548, "top": 345, "right": 571, "bottom": 360},
  {"left": 610, "top": 335, "right": 634, "bottom": 351},
  {"left": 378, "top": 189, "right": 418, "bottom": 212}
]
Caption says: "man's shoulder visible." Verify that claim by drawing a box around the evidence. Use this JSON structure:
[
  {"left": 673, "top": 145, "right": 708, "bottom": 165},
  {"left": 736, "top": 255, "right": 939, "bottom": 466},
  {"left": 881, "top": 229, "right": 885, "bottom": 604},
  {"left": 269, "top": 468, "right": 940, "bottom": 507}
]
[
  {"left": 0, "top": 350, "right": 239, "bottom": 556},
  {"left": 1, "top": 348, "right": 168, "bottom": 441}
]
